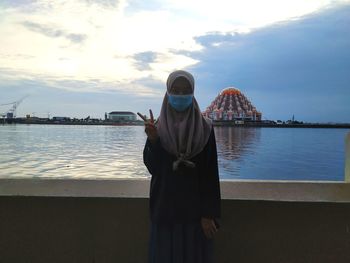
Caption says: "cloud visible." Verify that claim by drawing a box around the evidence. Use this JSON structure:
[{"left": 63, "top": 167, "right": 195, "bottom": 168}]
[
  {"left": 83, "top": 0, "right": 121, "bottom": 8},
  {"left": 194, "top": 32, "right": 240, "bottom": 47},
  {"left": 186, "top": 3, "right": 350, "bottom": 122},
  {"left": 132, "top": 51, "right": 159, "bottom": 70},
  {"left": 21, "top": 21, "right": 87, "bottom": 43},
  {"left": 0, "top": 65, "right": 163, "bottom": 96},
  {"left": 1, "top": 0, "right": 122, "bottom": 9},
  {"left": 1, "top": 0, "right": 349, "bottom": 121}
]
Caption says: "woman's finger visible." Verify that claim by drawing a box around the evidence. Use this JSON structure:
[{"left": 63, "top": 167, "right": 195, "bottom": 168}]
[
  {"left": 203, "top": 222, "right": 217, "bottom": 239},
  {"left": 149, "top": 109, "right": 154, "bottom": 123},
  {"left": 210, "top": 227, "right": 216, "bottom": 237},
  {"left": 137, "top": 112, "right": 147, "bottom": 122},
  {"left": 203, "top": 226, "right": 214, "bottom": 239}
]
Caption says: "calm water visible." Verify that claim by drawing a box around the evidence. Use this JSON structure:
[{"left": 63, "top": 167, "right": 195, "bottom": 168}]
[{"left": 0, "top": 124, "right": 348, "bottom": 181}]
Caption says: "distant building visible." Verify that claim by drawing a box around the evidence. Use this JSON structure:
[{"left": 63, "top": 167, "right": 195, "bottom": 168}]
[
  {"left": 52, "top": 116, "right": 71, "bottom": 122},
  {"left": 108, "top": 111, "right": 137, "bottom": 121},
  {"left": 203, "top": 87, "right": 262, "bottom": 122}
]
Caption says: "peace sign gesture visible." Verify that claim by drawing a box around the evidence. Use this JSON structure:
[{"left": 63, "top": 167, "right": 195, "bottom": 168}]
[
  {"left": 137, "top": 109, "right": 159, "bottom": 143},
  {"left": 137, "top": 109, "right": 156, "bottom": 124}
]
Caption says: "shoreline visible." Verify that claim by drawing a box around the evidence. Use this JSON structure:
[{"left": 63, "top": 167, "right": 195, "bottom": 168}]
[{"left": 1, "top": 119, "right": 350, "bottom": 128}]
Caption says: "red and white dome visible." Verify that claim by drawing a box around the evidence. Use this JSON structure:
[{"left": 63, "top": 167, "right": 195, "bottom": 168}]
[{"left": 203, "top": 87, "right": 262, "bottom": 121}]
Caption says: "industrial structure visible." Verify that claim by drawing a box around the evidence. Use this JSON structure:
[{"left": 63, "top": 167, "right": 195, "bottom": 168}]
[
  {"left": 202, "top": 87, "right": 262, "bottom": 122},
  {"left": 0, "top": 96, "right": 27, "bottom": 122},
  {"left": 108, "top": 111, "right": 137, "bottom": 122}
]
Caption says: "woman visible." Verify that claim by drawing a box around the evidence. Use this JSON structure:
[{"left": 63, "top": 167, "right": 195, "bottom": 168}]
[{"left": 138, "top": 70, "right": 221, "bottom": 263}]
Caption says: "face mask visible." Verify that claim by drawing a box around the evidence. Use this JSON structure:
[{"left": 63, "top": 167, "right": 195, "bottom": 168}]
[{"left": 168, "top": 94, "right": 193, "bottom": 111}]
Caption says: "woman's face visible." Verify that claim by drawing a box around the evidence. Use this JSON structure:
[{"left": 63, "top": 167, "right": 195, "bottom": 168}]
[{"left": 169, "top": 77, "right": 192, "bottom": 95}]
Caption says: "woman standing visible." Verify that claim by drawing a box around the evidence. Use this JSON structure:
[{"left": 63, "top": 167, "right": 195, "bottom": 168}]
[{"left": 139, "top": 70, "right": 221, "bottom": 263}]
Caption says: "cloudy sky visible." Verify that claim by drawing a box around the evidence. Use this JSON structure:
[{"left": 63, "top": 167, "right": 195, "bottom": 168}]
[{"left": 0, "top": 0, "right": 349, "bottom": 122}]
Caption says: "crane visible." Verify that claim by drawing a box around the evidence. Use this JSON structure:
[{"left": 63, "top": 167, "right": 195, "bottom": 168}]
[{"left": 0, "top": 95, "right": 28, "bottom": 119}]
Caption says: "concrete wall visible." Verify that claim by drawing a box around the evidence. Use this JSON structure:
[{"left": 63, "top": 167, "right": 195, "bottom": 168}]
[
  {"left": 1, "top": 179, "right": 350, "bottom": 263},
  {"left": 1, "top": 196, "right": 350, "bottom": 263},
  {"left": 346, "top": 132, "right": 350, "bottom": 182}
]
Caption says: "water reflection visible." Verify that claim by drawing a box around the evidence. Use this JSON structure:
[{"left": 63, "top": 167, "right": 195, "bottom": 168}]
[
  {"left": 214, "top": 127, "right": 261, "bottom": 178},
  {"left": 215, "top": 127, "right": 261, "bottom": 159}
]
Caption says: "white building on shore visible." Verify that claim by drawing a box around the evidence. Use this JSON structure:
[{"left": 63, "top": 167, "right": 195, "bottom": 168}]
[{"left": 108, "top": 111, "right": 137, "bottom": 122}]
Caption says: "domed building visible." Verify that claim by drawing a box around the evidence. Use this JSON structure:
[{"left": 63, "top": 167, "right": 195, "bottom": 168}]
[{"left": 202, "top": 87, "right": 262, "bottom": 121}]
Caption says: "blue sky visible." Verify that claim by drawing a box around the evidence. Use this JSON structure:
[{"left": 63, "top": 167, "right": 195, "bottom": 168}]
[{"left": 0, "top": 0, "right": 349, "bottom": 122}]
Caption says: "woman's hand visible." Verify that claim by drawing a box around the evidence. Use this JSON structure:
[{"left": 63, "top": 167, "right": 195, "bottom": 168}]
[
  {"left": 201, "top": 217, "right": 218, "bottom": 239},
  {"left": 137, "top": 109, "right": 159, "bottom": 143}
]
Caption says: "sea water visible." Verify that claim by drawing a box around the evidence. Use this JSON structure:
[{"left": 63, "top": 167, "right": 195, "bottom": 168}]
[{"left": 0, "top": 124, "right": 348, "bottom": 181}]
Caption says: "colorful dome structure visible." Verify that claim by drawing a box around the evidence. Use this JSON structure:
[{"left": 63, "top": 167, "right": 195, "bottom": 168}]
[{"left": 203, "top": 87, "right": 262, "bottom": 121}]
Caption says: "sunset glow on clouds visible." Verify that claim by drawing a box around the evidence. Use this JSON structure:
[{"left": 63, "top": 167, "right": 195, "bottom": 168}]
[
  {"left": 0, "top": 0, "right": 339, "bottom": 89},
  {"left": 0, "top": 0, "right": 349, "bottom": 121}
]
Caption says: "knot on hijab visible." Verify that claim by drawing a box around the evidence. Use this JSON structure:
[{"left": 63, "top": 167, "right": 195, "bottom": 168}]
[{"left": 172, "top": 153, "right": 196, "bottom": 171}]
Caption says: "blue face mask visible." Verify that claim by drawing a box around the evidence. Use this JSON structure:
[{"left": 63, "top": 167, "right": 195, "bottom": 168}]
[{"left": 168, "top": 94, "right": 193, "bottom": 111}]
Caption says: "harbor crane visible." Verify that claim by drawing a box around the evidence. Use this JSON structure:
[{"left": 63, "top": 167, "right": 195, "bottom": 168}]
[{"left": 0, "top": 95, "right": 28, "bottom": 119}]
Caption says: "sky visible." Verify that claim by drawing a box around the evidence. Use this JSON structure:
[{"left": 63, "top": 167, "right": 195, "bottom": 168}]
[{"left": 0, "top": 0, "right": 349, "bottom": 122}]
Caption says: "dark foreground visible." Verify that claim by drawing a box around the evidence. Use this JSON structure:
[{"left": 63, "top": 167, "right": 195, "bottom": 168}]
[{"left": 1, "top": 196, "right": 349, "bottom": 263}]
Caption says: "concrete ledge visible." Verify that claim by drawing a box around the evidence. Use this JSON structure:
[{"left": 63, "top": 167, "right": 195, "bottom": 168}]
[
  {"left": 1, "top": 178, "right": 350, "bottom": 202},
  {"left": 0, "top": 178, "right": 150, "bottom": 198}
]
